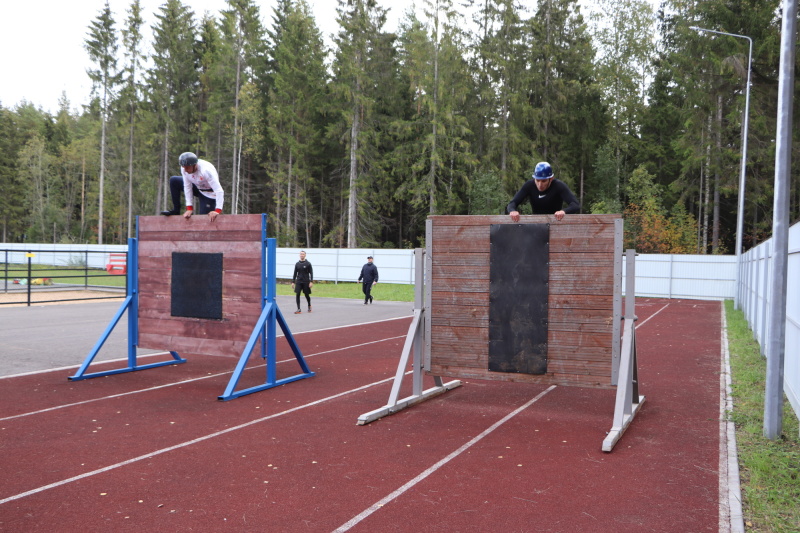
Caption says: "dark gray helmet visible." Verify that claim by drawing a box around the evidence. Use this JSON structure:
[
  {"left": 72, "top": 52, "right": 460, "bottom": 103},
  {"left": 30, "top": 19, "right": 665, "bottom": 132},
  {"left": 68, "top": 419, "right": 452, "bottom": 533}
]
[{"left": 179, "top": 152, "right": 198, "bottom": 167}]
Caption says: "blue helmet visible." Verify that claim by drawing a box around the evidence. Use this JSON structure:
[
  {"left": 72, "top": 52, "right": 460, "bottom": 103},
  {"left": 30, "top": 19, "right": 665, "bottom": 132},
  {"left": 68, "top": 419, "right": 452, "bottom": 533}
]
[
  {"left": 533, "top": 162, "right": 553, "bottom": 180},
  {"left": 179, "top": 152, "right": 198, "bottom": 167}
]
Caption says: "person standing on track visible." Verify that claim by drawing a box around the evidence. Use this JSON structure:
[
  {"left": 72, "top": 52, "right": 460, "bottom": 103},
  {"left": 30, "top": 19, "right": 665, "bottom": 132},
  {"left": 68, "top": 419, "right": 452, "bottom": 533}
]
[
  {"left": 507, "top": 161, "right": 580, "bottom": 222},
  {"left": 161, "top": 152, "right": 224, "bottom": 221},
  {"left": 358, "top": 255, "right": 379, "bottom": 305},
  {"left": 292, "top": 251, "right": 313, "bottom": 314}
]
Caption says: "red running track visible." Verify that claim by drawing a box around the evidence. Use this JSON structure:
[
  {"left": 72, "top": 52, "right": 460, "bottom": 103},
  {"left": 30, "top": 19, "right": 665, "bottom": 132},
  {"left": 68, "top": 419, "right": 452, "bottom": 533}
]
[{"left": 0, "top": 299, "right": 729, "bottom": 532}]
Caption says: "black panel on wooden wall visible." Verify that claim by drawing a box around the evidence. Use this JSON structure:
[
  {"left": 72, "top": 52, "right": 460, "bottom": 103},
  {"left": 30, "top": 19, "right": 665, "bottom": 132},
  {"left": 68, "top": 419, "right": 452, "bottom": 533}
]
[
  {"left": 488, "top": 224, "right": 550, "bottom": 374},
  {"left": 170, "top": 252, "right": 224, "bottom": 320}
]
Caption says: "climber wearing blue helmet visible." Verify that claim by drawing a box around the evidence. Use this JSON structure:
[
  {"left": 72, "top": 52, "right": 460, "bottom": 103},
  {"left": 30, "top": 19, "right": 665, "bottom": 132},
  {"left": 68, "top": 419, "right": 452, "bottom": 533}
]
[{"left": 506, "top": 162, "right": 580, "bottom": 222}]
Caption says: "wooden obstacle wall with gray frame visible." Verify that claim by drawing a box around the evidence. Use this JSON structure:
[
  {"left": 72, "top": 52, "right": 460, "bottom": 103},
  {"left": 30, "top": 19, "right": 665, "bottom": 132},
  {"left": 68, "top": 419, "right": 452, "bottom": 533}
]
[
  {"left": 424, "top": 214, "right": 623, "bottom": 389},
  {"left": 360, "top": 214, "right": 642, "bottom": 450}
]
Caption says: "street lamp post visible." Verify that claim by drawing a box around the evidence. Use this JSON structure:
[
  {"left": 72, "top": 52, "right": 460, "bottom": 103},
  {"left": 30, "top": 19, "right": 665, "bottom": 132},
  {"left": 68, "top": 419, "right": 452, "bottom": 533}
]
[{"left": 690, "top": 26, "right": 753, "bottom": 310}]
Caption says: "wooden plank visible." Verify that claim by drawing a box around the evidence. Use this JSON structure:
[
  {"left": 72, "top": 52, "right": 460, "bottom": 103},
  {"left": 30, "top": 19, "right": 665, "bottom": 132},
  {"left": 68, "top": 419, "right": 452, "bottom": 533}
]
[
  {"left": 139, "top": 317, "right": 258, "bottom": 346},
  {"left": 428, "top": 214, "right": 621, "bottom": 226},
  {"left": 138, "top": 240, "right": 261, "bottom": 257},
  {"left": 432, "top": 326, "right": 611, "bottom": 348},
  {"left": 138, "top": 213, "right": 265, "bottom": 233},
  {"left": 430, "top": 303, "right": 615, "bottom": 321},
  {"left": 431, "top": 292, "right": 614, "bottom": 310},
  {"left": 430, "top": 338, "right": 613, "bottom": 361},
  {"left": 430, "top": 263, "right": 614, "bottom": 285},
  {"left": 431, "top": 278, "right": 490, "bottom": 293},
  {"left": 430, "top": 304, "right": 614, "bottom": 332},
  {"left": 138, "top": 296, "right": 261, "bottom": 319},
  {"left": 138, "top": 332, "right": 252, "bottom": 358},
  {"left": 433, "top": 276, "right": 611, "bottom": 295},
  {"left": 427, "top": 364, "right": 613, "bottom": 389},
  {"left": 428, "top": 328, "right": 613, "bottom": 351},
  {"left": 431, "top": 229, "right": 617, "bottom": 255},
  {"left": 432, "top": 251, "right": 615, "bottom": 269},
  {"left": 139, "top": 230, "right": 263, "bottom": 243},
  {"left": 427, "top": 353, "right": 612, "bottom": 376}
]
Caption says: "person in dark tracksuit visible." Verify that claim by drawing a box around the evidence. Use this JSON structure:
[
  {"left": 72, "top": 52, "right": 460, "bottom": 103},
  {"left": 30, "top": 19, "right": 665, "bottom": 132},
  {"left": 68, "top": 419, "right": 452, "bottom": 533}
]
[
  {"left": 358, "top": 256, "right": 379, "bottom": 304},
  {"left": 507, "top": 161, "right": 580, "bottom": 222},
  {"left": 292, "top": 251, "right": 313, "bottom": 314}
]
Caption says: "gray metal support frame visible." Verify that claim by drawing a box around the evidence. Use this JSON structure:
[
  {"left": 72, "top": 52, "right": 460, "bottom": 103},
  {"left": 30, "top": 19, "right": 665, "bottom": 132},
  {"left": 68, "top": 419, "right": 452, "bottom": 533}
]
[
  {"left": 423, "top": 219, "right": 433, "bottom": 372},
  {"left": 357, "top": 247, "right": 461, "bottom": 425},
  {"left": 603, "top": 249, "right": 646, "bottom": 452},
  {"left": 611, "top": 218, "right": 624, "bottom": 385}
]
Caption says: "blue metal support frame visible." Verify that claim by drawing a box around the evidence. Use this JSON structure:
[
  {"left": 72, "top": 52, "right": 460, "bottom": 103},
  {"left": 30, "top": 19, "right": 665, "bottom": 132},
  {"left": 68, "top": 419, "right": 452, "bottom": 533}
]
[
  {"left": 69, "top": 233, "right": 187, "bottom": 381},
  {"left": 218, "top": 214, "right": 314, "bottom": 400}
]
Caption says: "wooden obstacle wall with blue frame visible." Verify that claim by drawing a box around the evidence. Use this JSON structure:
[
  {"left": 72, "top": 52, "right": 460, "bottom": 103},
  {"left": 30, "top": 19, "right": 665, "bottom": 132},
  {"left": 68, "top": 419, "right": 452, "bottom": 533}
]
[{"left": 69, "top": 213, "right": 314, "bottom": 400}]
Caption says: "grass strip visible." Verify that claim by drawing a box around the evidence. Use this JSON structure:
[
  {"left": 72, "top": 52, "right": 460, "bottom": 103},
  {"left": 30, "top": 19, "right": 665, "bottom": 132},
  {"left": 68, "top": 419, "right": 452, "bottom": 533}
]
[
  {"left": 725, "top": 300, "right": 800, "bottom": 532},
  {"left": 275, "top": 280, "right": 414, "bottom": 302},
  {"left": 1, "top": 264, "right": 125, "bottom": 287}
]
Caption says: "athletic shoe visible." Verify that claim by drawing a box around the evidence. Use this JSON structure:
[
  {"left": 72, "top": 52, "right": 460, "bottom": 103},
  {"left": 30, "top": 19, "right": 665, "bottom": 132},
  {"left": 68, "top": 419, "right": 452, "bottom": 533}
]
[
  {"left": 369, "top": 296, "right": 373, "bottom": 304},
  {"left": 294, "top": 309, "right": 301, "bottom": 314},
  {"left": 160, "top": 209, "right": 179, "bottom": 216},
  {"left": 308, "top": 306, "right": 312, "bottom": 313}
]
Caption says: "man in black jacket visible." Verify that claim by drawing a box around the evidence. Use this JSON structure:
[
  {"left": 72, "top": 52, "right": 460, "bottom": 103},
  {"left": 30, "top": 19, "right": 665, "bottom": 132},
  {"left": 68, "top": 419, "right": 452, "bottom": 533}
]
[
  {"left": 292, "top": 251, "right": 313, "bottom": 314},
  {"left": 507, "top": 161, "right": 580, "bottom": 222},
  {"left": 358, "top": 256, "right": 379, "bottom": 305}
]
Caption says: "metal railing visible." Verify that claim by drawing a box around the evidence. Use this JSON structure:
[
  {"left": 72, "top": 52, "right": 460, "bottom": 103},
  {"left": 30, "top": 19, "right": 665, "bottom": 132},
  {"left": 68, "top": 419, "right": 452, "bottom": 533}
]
[{"left": 1, "top": 249, "right": 127, "bottom": 306}]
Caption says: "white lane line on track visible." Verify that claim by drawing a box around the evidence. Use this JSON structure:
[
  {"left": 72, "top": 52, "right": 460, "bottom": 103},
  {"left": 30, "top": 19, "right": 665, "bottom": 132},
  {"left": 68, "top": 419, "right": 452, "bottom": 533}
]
[
  {"left": 0, "top": 335, "right": 406, "bottom": 422},
  {"left": 0, "top": 315, "right": 412, "bottom": 380},
  {"left": 0, "top": 373, "right": 405, "bottom": 506},
  {"left": 333, "top": 385, "right": 558, "bottom": 532},
  {"left": 635, "top": 303, "right": 669, "bottom": 329}
]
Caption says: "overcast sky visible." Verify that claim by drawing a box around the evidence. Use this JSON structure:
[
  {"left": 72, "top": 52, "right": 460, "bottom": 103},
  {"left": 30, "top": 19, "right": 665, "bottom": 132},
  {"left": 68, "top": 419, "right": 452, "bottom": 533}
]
[{"left": 0, "top": 0, "right": 420, "bottom": 114}]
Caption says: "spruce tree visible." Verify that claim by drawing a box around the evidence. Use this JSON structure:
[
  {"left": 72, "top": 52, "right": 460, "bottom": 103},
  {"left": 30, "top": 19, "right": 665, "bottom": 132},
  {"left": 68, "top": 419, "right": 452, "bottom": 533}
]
[
  {"left": 120, "top": 0, "right": 144, "bottom": 238},
  {"left": 85, "top": 0, "right": 121, "bottom": 243},
  {"left": 148, "top": 0, "right": 198, "bottom": 213}
]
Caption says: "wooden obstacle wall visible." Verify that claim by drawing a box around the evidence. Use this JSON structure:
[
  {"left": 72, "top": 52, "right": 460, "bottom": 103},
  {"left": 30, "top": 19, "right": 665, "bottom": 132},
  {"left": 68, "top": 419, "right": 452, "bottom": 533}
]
[
  {"left": 427, "top": 214, "right": 622, "bottom": 389},
  {"left": 137, "top": 214, "right": 265, "bottom": 357}
]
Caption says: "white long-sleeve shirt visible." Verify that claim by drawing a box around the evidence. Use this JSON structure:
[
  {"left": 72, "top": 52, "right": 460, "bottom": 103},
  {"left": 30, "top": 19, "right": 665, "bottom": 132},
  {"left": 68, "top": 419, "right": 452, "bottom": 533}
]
[{"left": 181, "top": 159, "right": 225, "bottom": 212}]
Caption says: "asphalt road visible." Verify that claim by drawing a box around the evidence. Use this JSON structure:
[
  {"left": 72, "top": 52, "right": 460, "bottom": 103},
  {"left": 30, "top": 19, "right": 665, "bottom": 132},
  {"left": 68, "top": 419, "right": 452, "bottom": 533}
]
[{"left": 0, "top": 295, "right": 413, "bottom": 377}]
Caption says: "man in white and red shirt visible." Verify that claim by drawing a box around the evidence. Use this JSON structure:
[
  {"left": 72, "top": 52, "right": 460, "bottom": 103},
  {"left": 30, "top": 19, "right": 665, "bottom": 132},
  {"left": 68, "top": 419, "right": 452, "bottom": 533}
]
[{"left": 161, "top": 152, "right": 225, "bottom": 221}]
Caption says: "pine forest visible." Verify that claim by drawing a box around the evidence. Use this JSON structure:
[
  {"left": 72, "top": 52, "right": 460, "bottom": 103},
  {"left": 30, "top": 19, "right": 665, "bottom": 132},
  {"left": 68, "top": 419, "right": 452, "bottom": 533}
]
[{"left": 1, "top": 0, "right": 798, "bottom": 254}]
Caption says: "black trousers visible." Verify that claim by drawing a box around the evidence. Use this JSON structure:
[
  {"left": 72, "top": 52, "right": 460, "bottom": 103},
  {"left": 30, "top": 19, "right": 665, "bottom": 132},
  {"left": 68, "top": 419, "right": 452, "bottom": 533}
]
[
  {"left": 295, "top": 282, "right": 311, "bottom": 309},
  {"left": 362, "top": 282, "right": 373, "bottom": 302},
  {"left": 168, "top": 176, "right": 216, "bottom": 214}
]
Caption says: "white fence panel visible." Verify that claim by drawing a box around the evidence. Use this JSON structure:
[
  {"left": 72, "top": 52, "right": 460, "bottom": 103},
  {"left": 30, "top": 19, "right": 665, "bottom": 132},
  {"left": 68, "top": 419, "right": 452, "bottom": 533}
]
[
  {"left": 275, "top": 248, "right": 416, "bottom": 285},
  {"left": 784, "top": 225, "right": 800, "bottom": 417},
  {"left": 626, "top": 254, "right": 736, "bottom": 300},
  {"left": 740, "top": 220, "right": 800, "bottom": 425}
]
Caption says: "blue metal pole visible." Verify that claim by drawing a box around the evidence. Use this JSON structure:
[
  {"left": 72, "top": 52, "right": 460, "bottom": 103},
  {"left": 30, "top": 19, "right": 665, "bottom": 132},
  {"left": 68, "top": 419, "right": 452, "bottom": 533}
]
[
  {"left": 127, "top": 237, "right": 138, "bottom": 367},
  {"left": 267, "top": 237, "right": 277, "bottom": 384}
]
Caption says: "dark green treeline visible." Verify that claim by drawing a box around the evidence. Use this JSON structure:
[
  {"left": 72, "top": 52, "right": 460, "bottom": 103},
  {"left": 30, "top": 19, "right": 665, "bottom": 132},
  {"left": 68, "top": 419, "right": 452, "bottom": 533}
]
[{"left": 0, "top": 0, "right": 798, "bottom": 252}]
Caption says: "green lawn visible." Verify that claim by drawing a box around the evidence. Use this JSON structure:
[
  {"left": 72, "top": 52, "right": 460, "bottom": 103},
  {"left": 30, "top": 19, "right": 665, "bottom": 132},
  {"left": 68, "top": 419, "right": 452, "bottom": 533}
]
[
  {"left": 1, "top": 264, "right": 126, "bottom": 287},
  {"left": 275, "top": 280, "right": 414, "bottom": 301},
  {"left": 725, "top": 300, "right": 800, "bottom": 532}
]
